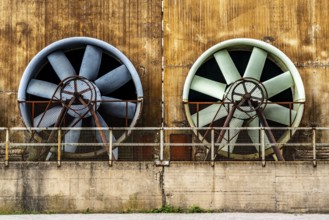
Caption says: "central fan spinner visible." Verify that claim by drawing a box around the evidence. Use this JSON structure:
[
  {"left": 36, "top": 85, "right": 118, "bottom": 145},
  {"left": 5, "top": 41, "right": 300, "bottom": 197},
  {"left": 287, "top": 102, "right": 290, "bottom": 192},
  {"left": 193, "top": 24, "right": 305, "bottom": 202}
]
[
  {"left": 183, "top": 38, "right": 305, "bottom": 160},
  {"left": 18, "top": 37, "right": 143, "bottom": 160}
]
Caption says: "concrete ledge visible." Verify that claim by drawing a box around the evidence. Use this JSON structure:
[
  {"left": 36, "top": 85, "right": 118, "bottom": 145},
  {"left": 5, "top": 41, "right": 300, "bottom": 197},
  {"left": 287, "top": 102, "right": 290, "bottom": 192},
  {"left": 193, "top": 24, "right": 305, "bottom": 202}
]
[{"left": 1, "top": 161, "right": 329, "bottom": 213}]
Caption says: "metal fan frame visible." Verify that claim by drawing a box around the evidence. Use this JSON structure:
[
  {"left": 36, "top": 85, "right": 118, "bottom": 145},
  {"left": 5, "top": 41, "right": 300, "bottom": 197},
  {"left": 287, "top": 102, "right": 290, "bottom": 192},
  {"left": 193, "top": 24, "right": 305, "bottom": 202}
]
[
  {"left": 183, "top": 38, "right": 305, "bottom": 160},
  {"left": 17, "top": 37, "right": 143, "bottom": 158}
]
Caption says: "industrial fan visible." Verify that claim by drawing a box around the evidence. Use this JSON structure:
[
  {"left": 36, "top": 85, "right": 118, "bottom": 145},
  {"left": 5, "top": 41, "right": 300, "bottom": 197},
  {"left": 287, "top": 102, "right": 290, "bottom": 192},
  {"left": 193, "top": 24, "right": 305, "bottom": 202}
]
[
  {"left": 18, "top": 37, "right": 143, "bottom": 160},
  {"left": 183, "top": 38, "right": 305, "bottom": 160}
]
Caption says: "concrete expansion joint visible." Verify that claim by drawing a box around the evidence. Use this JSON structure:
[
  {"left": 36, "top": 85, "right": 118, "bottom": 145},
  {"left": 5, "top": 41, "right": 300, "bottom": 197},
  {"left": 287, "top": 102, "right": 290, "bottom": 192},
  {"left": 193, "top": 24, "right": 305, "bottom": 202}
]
[{"left": 159, "top": 166, "right": 166, "bottom": 207}]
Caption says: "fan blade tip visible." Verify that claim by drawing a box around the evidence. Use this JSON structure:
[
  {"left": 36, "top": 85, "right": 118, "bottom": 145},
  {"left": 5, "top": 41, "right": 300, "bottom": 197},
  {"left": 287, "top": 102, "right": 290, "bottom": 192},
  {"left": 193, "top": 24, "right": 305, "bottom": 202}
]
[
  {"left": 191, "top": 76, "right": 226, "bottom": 99},
  {"left": 243, "top": 47, "right": 268, "bottom": 79},
  {"left": 95, "top": 65, "right": 131, "bottom": 94},
  {"left": 47, "top": 51, "right": 76, "bottom": 80},
  {"left": 214, "top": 50, "right": 241, "bottom": 84},
  {"left": 79, "top": 45, "right": 103, "bottom": 80},
  {"left": 100, "top": 97, "right": 136, "bottom": 119}
]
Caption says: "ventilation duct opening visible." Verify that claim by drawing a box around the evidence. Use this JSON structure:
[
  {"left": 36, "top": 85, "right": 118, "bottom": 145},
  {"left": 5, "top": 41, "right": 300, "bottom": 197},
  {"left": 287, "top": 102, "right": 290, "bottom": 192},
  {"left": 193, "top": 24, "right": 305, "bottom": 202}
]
[
  {"left": 18, "top": 37, "right": 143, "bottom": 160},
  {"left": 183, "top": 38, "right": 305, "bottom": 160}
]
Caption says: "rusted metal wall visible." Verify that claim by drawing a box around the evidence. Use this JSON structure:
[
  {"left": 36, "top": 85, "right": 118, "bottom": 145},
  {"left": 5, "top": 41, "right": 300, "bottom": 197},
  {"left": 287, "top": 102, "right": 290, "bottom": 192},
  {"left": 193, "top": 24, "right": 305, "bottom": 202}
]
[
  {"left": 0, "top": 0, "right": 162, "bottom": 127},
  {"left": 1, "top": 0, "right": 329, "bottom": 132},
  {"left": 163, "top": 0, "right": 329, "bottom": 128}
]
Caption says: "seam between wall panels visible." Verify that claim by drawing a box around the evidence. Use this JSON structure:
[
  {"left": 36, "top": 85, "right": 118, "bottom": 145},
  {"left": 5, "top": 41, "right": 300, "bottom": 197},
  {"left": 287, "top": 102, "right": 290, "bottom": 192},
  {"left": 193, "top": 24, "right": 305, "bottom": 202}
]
[
  {"left": 160, "top": 0, "right": 167, "bottom": 207},
  {"left": 161, "top": 0, "right": 164, "bottom": 127}
]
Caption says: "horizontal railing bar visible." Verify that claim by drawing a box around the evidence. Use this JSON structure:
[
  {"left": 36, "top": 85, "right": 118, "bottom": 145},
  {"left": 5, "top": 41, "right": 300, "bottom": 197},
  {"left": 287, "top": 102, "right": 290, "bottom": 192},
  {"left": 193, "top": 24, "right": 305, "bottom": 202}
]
[
  {"left": 10, "top": 143, "right": 58, "bottom": 147},
  {"left": 9, "top": 127, "right": 161, "bottom": 131},
  {"left": 183, "top": 101, "right": 305, "bottom": 105},
  {"left": 6, "top": 143, "right": 328, "bottom": 148},
  {"left": 7, "top": 126, "right": 322, "bottom": 132},
  {"left": 8, "top": 143, "right": 160, "bottom": 147}
]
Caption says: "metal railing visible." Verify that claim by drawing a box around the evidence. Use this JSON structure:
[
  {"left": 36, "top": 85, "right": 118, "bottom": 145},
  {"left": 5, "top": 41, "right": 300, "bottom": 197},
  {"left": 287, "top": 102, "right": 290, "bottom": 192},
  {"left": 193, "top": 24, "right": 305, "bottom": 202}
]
[{"left": 0, "top": 126, "right": 328, "bottom": 167}]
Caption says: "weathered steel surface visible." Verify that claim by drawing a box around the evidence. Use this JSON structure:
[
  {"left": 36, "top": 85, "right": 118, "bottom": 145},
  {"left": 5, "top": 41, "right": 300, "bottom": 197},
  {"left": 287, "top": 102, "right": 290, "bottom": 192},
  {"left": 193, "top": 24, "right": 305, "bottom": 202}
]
[
  {"left": 163, "top": 0, "right": 329, "bottom": 128},
  {"left": 0, "top": 0, "right": 162, "bottom": 127},
  {"left": 0, "top": 0, "right": 329, "bottom": 133}
]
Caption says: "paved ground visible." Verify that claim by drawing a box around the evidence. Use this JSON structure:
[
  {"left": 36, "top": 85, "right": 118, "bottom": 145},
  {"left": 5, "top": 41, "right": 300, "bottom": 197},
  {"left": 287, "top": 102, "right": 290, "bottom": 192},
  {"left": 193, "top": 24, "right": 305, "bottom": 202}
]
[{"left": 0, "top": 213, "right": 329, "bottom": 220}]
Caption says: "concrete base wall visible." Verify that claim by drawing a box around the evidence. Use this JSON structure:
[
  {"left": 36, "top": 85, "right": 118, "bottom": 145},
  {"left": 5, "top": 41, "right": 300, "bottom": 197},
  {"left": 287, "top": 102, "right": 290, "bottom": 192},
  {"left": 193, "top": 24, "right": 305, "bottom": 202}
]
[{"left": 1, "top": 161, "right": 329, "bottom": 213}]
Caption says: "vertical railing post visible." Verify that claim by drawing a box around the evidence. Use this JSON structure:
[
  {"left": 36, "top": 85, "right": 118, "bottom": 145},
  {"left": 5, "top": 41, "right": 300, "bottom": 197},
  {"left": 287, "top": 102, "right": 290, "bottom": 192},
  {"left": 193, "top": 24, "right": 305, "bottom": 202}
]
[
  {"left": 57, "top": 128, "right": 61, "bottom": 167},
  {"left": 211, "top": 128, "right": 215, "bottom": 167},
  {"left": 5, "top": 128, "right": 9, "bottom": 167},
  {"left": 261, "top": 128, "right": 266, "bottom": 167},
  {"left": 312, "top": 127, "right": 317, "bottom": 167},
  {"left": 160, "top": 128, "right": 164, "bottom": 161},
  {"left": 109, "top": 128, "right": 113, "bottom": 167},
  {"left": 196, "top": 103, "right": 199, "bottom": 127}
]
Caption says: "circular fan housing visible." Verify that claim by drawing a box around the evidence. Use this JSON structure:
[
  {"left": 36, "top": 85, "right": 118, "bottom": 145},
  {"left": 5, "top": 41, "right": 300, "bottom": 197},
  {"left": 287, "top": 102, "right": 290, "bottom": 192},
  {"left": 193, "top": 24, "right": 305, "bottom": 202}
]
[
  {"left": 183, "top": 38, "right": 305, "bottom": 160},
  {"left": 18, "top": 37, "right": 143, "bottom": 158}
]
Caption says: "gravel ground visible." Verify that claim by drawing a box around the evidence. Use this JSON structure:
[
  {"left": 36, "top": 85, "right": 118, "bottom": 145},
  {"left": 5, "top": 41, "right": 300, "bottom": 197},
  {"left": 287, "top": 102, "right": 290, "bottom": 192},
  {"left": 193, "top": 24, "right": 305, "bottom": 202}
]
[{"left": 0, "top": 213, "right": 328, "bottom": 220}]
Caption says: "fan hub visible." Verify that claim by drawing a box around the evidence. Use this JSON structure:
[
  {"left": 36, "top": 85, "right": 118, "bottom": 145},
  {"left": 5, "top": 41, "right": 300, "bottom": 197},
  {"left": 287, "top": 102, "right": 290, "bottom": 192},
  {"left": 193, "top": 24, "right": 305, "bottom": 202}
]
[
  {"left": 60, "top": 77, "right": 102, "bottom": 118},
  {"left": 243, "top": 93, "right": 251, "bottom": 99},
  {"left": 226, "top": 78, "right": 267, "bottom": 119}
]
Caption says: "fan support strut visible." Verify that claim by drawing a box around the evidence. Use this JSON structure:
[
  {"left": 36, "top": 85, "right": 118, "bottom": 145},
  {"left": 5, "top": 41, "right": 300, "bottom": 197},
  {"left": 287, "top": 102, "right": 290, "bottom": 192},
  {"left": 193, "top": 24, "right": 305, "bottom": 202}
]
[
  {"left": 35, "top": 76, "right": 113, "bottom": 160},
  {"left": 206, "top": 78, "right": 285, "bottom": 161}
]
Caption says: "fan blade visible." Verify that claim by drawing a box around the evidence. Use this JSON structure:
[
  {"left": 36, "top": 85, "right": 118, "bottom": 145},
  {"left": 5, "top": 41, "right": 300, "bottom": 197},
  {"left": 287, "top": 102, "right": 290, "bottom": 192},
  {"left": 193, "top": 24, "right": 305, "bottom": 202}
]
[
  {"left": 100, "top": 96, "right": 136, "bottom": 119},
  {"left": 64, "top": 119, "right": 83, "bottom": 153},
  {"left": 27, "top": 79, "right": 60, "bottom": 99},
  {"left": 263, "top": 71, "right": 294, "bottom": 98},
  {"left": 190, "top": 76, "right": 226, "bottom": 100},
  {"left": 79, "top": 45, "right": 103, "bottom": 81},
  {"left": 243, "top": 47, "right": 267, "bottom": 80},
  {"left": 33, "top": 106, "right": 62, "bottom": 127},
  {"left": 220, "top": 118, "right": 244, "bottom": 153},
  {"left": 91, "top": 112, "right": 118, "bottom": 159},
  {"left": 263, "top": 104, "right": 297, "bottom": 126},
  {"left": 94, "top": 65, "right": 131, "bottom": 95},
  {"left": 214, "top": 50, "right": 241, "bottom": 84},
  {"left": 248, "top": 117, "right": 270, "bottom": 151},
  {"left": 191, "top": 104, "right": 228, "bottom": 127},
  {"left": 47, "top": 51, "right": 76, "bottom": 81}
]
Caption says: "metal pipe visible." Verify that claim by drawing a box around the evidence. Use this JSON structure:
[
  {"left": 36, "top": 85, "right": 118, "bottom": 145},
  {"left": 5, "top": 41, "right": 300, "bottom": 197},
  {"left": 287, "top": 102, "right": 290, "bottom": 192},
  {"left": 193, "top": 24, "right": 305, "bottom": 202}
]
[
  {"left": 196, "top": 103, "right": 199, "bottom": 127},
  {"left": 10, "top": 126, "right": 316, "bottom": 132},
  {"left": 5, "top": 128, "right": 9, "bottom": 166},
  {"left": 109, "top": 129, "right": 113, "bottom": 166},
  {"left": 261, "top": 128, "right": 265, "bottom": 167},
  {"left": 57, "top": 128, "right": 61, "bottom": 167},
  {"left": 211, "top": 128, "right": 215, "bottom": 166}
]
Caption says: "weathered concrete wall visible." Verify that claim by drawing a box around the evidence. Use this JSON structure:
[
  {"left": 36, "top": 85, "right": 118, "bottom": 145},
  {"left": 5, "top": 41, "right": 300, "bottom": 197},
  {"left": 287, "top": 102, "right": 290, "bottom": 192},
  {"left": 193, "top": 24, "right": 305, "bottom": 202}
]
[
  {"left": 165, "top": 162, "right": 329, "bottom": 213},
  {"left": 1, "top": 161, "right": 329, "bottom": 213},
  {"left": 0, "top": 162, "right": 163, "bottom": 213}
]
